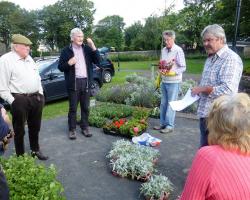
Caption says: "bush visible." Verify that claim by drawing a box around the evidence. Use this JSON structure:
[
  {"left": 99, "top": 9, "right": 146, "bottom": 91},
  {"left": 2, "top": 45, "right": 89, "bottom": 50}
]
[
  {"left": 0, "top": 154, "right": 65, "bottom": 200},
  {"left": 109, "top": 54, "right": 158, "bottom": 62}
]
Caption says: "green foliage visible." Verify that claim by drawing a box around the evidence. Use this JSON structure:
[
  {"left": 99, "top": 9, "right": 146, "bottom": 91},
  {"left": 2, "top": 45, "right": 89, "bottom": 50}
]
[
  {"left": 40, "top": 0, "right": 95, "bottom": 49},
  {"left": 94, "top": 15, "right": 125, "bottom": 50},
  {"left": 140, "top": 175, "right": 174, "bottom": 199},
  {"left": 132, "top": 107, "right": 151, "bottom": 120},
  {"left": 0, "top": 154, "right": 65, "bottom": 200},
  {"left": 109, "top": 53, "right": 158, "bottom": 62},
  {"left": 0, "top": 2, "right": 40, "bottom": 51}
]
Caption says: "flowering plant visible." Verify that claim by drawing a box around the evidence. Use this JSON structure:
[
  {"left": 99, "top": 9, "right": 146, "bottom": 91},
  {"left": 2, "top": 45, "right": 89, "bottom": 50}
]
[
  {"left": 103, "top": 118, "right": 147, "bottom": 137},
  {"left": 158, "top": 59, "right": 176, "bottom": 76}
]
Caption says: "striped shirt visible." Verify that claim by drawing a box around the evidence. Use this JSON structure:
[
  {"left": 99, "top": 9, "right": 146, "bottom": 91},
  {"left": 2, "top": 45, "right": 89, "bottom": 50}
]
[
  {"left": 180, "top": 145, "right": 250, "bottom": 200},
  {"left": 197, "top": 45, "right": 243, "bottom": 118}
]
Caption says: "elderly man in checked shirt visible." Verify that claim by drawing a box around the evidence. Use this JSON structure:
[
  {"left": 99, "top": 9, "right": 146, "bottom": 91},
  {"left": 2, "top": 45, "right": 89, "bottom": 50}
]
[{"left": 192, "top": 24, "right": 243, "bottom": 147}]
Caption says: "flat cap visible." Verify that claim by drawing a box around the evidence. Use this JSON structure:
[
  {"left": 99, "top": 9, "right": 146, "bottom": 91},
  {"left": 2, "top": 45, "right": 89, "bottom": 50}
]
[{"left": 12, "top": 34, "right": 32, "bottom": 45}]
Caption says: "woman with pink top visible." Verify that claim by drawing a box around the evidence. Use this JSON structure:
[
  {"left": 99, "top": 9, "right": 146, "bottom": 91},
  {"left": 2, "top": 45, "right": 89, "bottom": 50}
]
[{"left": 180, "top": 93, "right": 250, "bottom": 200}]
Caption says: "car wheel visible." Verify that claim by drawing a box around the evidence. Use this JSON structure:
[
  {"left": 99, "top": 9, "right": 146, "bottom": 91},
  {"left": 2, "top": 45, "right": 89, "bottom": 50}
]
[
  {"left": 103, "top": 71, "right": 112, "bottom": 83},
  {"left": 90, "top": 80, "right": 100, "bottom": 97}
]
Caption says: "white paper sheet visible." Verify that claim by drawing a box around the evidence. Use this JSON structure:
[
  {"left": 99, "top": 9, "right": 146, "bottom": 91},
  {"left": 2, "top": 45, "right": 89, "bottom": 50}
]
[{"left": 169, "top": 88, "right": 200, "bottom": 111}]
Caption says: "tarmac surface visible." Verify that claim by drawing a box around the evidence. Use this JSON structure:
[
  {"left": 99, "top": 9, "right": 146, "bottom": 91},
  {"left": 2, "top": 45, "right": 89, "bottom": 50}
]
[{"left": 5, "top": 113, "right": 200, "bottom": 200}]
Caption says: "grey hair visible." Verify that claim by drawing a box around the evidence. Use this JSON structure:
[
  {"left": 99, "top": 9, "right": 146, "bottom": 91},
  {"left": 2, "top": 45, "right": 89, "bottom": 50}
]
[
  {"left": 70, "top": 28, "right": 83, "bottom": 41},
  {"left": 201, "top": 24, "right": 227, "bottom": 44},
  {"left": 162, "top": 30, "right": 176, "bottom": 39}
]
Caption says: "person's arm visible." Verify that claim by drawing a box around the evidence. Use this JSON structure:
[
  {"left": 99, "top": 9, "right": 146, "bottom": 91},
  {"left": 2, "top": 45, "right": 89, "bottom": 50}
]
[
  {"left": 180, "top": 148, "right": 212, "bottom": 200},
  {"left": 58, "top": 48, "right": 72, "bottom": 72},
  {"left": 87, "top": 38, "right": 100, "bottom": 65},
  {"left": 192, "top": 86, "right": 213, "bottom": 96},
  {"left": 0, "top": 58, "right": 15, "bottom": 104},
  {"left": 174, "top": 48, "right": 186, "bottom": 75}
]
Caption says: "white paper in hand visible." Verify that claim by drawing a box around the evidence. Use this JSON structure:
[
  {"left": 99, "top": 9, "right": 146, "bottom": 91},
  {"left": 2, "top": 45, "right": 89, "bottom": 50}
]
[{"left": 169, "top": 88, "right": 200, "bottom": 111}]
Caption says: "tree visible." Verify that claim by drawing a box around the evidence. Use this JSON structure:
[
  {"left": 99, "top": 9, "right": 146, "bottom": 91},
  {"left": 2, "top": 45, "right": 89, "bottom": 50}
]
[
  {"left": 0, "top": 1, "right": 21, "bottom": 50},
  {"left": 124, "top": 21, "right": 144, "bottom": 50},
  {"left": 93, "top": 15, "right": 125, "bottom": 50},
  {"left": 0, "top": 2, "right": 40, "bottom": 52},
  {"left": 40, "top": 0, "right": 95, "bottom": 49}
]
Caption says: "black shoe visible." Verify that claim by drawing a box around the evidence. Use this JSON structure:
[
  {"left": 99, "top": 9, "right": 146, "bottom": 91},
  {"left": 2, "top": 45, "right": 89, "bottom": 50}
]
[
  {"left": 69, "top": 130, "right": 77, "bottom": 140},
  {"left": 81, "top": 129, "right": 92, "bottom": 137},
  {"left": 31, "top": 151, "right": 49, "bottom": 160}
]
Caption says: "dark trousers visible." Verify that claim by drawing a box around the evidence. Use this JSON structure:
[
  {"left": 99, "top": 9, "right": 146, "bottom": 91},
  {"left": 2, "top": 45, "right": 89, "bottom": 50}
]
[
  {"left": 68, "top": 78, "right": 90, "bottom": 131},
  {"left": 0, "top": 167, "right": 9, "bottom": 200},
  {"left": 11, "top": 94, "right": 44, "bottom": 155},
  {"left": 199, "top": 118, "right": 209, "bottom": 147}
]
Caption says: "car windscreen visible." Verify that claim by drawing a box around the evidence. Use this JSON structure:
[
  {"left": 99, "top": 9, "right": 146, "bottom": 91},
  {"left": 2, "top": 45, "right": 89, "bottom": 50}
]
[{"left": 37, "top": 59, "right": 57, "bottom": 73}]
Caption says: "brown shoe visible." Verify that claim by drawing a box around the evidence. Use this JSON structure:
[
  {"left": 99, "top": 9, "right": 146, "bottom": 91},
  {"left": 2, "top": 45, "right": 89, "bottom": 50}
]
[
  {"left": 31, "top": 151, "right": 49, "bottom": 160},
  {"left": 81, "top": 129, "right": 92, "bottom": 137},
  {"left": 153, "top": 125, "right": 166, "bottom": 130},
  {"left": 69, "top": 130, "right": 77, "bottom": 140}
]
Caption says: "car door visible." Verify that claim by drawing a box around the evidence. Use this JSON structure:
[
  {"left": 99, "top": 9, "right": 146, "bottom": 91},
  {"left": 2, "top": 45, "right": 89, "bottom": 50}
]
[{"left": 41, "top": 60, "right": 67, "bottom": 102}]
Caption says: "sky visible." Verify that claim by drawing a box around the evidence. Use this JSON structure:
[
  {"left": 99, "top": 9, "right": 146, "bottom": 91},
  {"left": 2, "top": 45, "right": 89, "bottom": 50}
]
[{"left": 3, "top": 0, "right": 184, "bottom": 27}]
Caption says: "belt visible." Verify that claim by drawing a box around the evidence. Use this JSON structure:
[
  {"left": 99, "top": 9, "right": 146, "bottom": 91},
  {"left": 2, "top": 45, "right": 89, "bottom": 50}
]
[{"left": 12, "top": 92, "right": 39, "bottom": 97}]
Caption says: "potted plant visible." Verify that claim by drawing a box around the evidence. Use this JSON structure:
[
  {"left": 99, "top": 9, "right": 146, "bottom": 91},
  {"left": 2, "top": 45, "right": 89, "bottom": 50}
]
[
  {"left": 103, "top": 118, "right": 147, "bottom": 137},
  {"left": 140, "top": 175, "right": 174, "bottom": 200},
  {"left": 107, "top": 140, "right": 160, "bottom": 181}
]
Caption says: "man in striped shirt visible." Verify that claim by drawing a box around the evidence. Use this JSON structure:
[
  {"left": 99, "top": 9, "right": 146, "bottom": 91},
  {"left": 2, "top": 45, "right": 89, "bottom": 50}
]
[{"left": 192, "top": 24, "right": 243, "bottom": 147}]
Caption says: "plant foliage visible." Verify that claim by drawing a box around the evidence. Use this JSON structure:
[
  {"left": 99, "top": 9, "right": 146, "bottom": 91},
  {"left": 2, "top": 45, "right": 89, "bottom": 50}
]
[{"left": 0, "top": 154, "right": 65, "bottom": 200}]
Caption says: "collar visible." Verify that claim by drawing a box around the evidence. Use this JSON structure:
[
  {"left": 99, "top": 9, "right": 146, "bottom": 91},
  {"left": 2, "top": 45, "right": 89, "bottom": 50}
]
[
  {"left": 164, "top": 43, "right": 176, "bottom": 52},
  {"left": 215, "top": 45, "right": 228, "bottom": 58},
  {"left": 72, "top": 43, "right": 82, "bottom": 49}
]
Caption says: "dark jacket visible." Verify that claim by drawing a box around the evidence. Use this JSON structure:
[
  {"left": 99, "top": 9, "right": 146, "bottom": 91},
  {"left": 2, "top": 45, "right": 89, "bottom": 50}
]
[
  {"left": 0, "top": 104, "right": 10, "bottom": 153},
  {"left": 58, "top": 44, "right": 100, "bottom": 91}
]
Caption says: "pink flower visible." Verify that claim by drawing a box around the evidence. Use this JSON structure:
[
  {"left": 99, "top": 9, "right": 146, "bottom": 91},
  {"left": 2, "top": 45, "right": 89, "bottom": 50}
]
[{"left": 133, "top": 127, "right": 139, "bottom": 133}]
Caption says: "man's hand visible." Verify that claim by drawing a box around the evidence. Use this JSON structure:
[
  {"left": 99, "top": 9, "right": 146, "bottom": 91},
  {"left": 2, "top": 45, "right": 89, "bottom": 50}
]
[
  {"left": 191, "top": 86, "right": 213, "bottom": 96},
  {"left": 86, "top": 38, "right": 97, "bottom": 51},
  {"left": 0, "top": 107, "right": 11, "bottom": 126},
  {"left": 68, "top": 56, "right": 77, "bottom": 66}
]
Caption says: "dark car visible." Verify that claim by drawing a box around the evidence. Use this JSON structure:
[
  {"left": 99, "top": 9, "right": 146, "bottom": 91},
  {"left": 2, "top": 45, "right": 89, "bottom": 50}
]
[
  {"left": 0, "top": 57, "right": 103, "bottom": 105},
  {"left": 37, "top": 57, "right": 103, "bottom": 102},
  {"left": 97, "top": 53, "right": 115, "bottom": 83}
]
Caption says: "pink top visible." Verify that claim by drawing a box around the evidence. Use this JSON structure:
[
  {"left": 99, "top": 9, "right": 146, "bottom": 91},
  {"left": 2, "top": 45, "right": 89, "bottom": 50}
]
[
  {"left": 72, "top": 44, "right": 87, "bottom": 78},
  {"left": 180, "top": 145, "right": 250, "bottom": 200}
]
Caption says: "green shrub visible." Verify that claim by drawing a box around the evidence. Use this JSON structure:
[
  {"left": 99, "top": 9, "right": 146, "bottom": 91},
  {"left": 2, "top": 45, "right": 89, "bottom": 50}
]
[
  {"left": 109, "top": 54, "right": 158, "bottom": 62},
  {"left": 0, "top": 154, "right": 65, "bottom": 200}
]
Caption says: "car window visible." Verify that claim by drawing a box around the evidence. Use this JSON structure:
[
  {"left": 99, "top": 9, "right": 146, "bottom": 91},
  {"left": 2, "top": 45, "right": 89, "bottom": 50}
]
[
  {"left": 51, "top": 65, "right": 61, "bottom": 74},
  {"left": 37, "top": 59, "right": 58, "bottom": 73}
]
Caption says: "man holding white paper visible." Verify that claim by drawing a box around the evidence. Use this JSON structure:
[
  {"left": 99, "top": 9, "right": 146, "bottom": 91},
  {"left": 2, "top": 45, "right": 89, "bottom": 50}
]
[{"left": 191, "top": 24, "right": 243, "bottom": 147}]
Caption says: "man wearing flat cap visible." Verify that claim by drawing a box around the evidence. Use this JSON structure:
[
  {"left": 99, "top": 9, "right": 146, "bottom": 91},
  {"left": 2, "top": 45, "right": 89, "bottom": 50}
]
[{"left": 0, "top": 34, "right": 48, "bottom": 160}]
